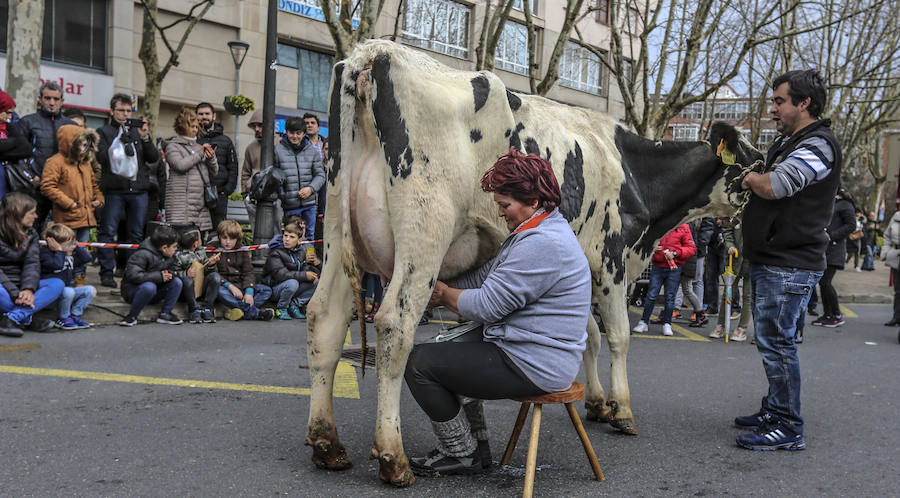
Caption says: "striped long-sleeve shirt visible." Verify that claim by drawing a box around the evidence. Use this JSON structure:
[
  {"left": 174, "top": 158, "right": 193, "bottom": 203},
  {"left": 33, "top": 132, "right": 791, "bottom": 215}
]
[{"left": 769, "top": 135, "right": 836, "bottom": 199}]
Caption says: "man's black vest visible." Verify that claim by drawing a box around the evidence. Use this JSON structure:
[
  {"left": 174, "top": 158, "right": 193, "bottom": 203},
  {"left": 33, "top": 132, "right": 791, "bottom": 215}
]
[{"left": 742, "top": 119, "right": 842, "bottom": 271}]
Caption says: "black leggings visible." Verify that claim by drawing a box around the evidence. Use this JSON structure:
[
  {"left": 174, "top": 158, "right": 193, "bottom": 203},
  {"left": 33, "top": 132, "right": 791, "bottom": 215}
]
[
  {"left": 180, "top": 272, "right": 222, "bottom": 310},
  {"left": 820, "top": 266, "right": 840, "bottom": 318},
  {"left": 404, "top": 341, "right": 547, "bottom": 422}
]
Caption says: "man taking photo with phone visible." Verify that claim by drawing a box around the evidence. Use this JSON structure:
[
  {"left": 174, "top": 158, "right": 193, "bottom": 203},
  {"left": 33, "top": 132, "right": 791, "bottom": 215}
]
[
  {"left": 95, "top": 93, "right": 161, "bottom": 288},
  {"left": 196, "top": 102, "right": 238, "bottom": 228}
]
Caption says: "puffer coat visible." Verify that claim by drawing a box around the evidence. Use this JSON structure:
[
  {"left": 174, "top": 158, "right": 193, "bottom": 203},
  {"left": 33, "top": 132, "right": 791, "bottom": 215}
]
[
  {"left": 163, "top": 136, "right": 218, "bottom": 231},
  {"left": 18, "top": 109, "right": 76, "bottom": 172},
  {"left": 880, "top": 211, "right": 900, "bottom": 270},
  {"left": 40, "top": 125, "right": 105, "bottom": 228},
  {"left": 274, "top": 135, "right": 325, "bottom": 211},
  {"left": 0, "top": 227, "right": 40, "bottom": 299},
  {"left": 824, "top": 197, "right": 856, "bottom": 268}
]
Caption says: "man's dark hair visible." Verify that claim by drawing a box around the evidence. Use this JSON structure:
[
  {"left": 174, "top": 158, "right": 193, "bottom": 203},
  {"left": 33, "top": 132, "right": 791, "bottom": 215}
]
[
  {"left": 285, "top": 116, "right": 305, "bottom": 132},
  {"left": 150, "top": 225, "right": 178, "bottom": 249},
  {"left": 196, "top": 102, "right": 215, "bottom": 114},
  {"left": 63, "top": 107, "right": 86, "bottom": 121},
  {"left": 302, "top": 113, "right": 319, "bottom": 126},
  {"left": 179, "top": 229, "right": 201, "bottom": 249},
  {"left": 109, "top": 93, "right": 132, "bottom": 111},
  {"left": 38, "top": 81, "right": 63, "bottom": 98},
  {"left": 772, "top": 70, "right": 826, "bottom": 118}
]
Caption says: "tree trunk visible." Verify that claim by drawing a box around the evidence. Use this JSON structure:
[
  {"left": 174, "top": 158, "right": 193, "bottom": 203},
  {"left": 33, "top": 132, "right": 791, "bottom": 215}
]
[
  {"left": 138, "top": 0, "right": 162, "bottom": 136},
  {"left": 4, "top": 0, "right": 44, "bottom": 116}
]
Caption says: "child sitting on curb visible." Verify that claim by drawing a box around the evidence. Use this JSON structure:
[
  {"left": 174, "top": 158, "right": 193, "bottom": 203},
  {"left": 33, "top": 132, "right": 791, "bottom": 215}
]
[
  {"left": 264, "top": 222, "right": 319, "bottom": 320},
  {"left": 210, "top": 220, "right": 274, "bottom": 321},
  {"left": 39, "top": 223, "right": 95, "bottom": 330},
  {"left": 172, "top": 228, "right": 222, "bottom": 324},
  {"left": 119, "top": 225, "right": 183, "bottom": 327}
]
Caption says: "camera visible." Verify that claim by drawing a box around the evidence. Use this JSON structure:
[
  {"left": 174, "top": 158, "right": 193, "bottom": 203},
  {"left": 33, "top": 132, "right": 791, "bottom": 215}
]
[{"left": 124, "top": 118, "right": 145, "bottom": 129}]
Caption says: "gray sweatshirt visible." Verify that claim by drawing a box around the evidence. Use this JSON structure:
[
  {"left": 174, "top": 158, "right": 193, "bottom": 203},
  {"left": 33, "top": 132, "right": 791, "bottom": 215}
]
[{"left": 456, "top": 208, "right": 591, "bottom": 392}]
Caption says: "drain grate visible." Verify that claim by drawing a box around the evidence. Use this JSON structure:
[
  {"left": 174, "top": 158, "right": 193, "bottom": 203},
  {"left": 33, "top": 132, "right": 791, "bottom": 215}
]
[{"left": 340, "top": 345, "right": 377, "bottom": 368}]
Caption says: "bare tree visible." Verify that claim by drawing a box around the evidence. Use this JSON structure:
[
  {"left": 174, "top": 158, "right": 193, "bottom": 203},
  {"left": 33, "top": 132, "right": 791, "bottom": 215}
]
[
  {"left": 319, "top": 0, "right": 388, "bottom": 61},
  {"left": 138, "top": 0, "right": 215, "bottom": 136},
  {"left": 4, "top": 0, "right": 44, "bottom": 115},
  {"left": 474, "top": 0, "right": 515, "bottom": 71}
]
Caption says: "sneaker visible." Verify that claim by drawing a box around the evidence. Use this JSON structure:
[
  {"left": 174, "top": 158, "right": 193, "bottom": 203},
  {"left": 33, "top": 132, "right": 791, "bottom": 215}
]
[
  {"left": 824, "top": 315, "right": 844, "bottom": 328},
  {"left": 275, "top": 309, "right": 292, "bottom": 320},
  {"left": 731, "top": 327, "right": 747, "bottom": 342},
  {"left": 730, "top": 310, "right": 741, "bottom": 319},
  {"left": 736, "top": 420, "right": 806, "bottom": 451},
  {"left": 55, "top": 316, "right": 79, "bottom": 330},
  {"left": 688, "top": 312, "right": 708, "bottom": 327},
  {"left": 365, "top": 310, "right": 375, "bottom": 323},
  {"left": 811, "top": 315, "right": 829, "bottom": 326},
  {"left": 118, "top": 315, "right": 138, "bottom": 327},
  {"left": 288, "top": 305, "right": 306, "bottom": 319},
  {"left": 662, "top": 323, "right": 674, "bottom": 336},
  {"left": 100, "top": 275, "right": 117, "bottom": 288},
  {"left": 71, "top": 315, "right": 91, "bottom": 329},
  {"left": 73, "top": 273, "right": 88, "bottom": 287},
  {"left": 224, "top": 308, "right": 244, "bottom": 321},
  {"left": 807, "top": 307, "right": 819, "bottom": 316},
  {"left": 631, "top": 320, "right": 648, "bottom": 333},
  {"left": 734, "top": 409, "right": 770, "bottom": 429},
  {"left": 410, "top": 448, "right": 484, "bottom": 477},
  {"left": 201, "top": 309, "right": 216, "bottom": 323},
  {"left": 854, "top": 267, "right": 861, "bottom": 272},
  {"left": 157, "top": 312, "right": 183, "bottom": 325},
  {"left": 709, "top": 325, "right": 725, "bottom": 339},
  {"left": 189, "top": 310, "right": 203, "bottom": 324},
  {"left": 672, "top": 309, "right": 682, "bottom": 319},
  {"left": 0, "top": 316, "right": 24, "bottom": 337},
  {"left": 257, "top": 308, "right": 275, "bottom": 321},
  {"left": 26, "top": 318, "right": 57, "bottom": 333}
]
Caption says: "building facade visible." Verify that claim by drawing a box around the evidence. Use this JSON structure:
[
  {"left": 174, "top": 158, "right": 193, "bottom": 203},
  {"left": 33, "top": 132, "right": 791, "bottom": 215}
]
[{"left": 1, "top": 0, "right": 643, "bottom": 182}]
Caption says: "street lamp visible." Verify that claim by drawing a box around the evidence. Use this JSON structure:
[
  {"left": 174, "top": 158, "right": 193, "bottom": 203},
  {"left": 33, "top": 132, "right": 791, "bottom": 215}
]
[{"left": 227, "top": 40, "right": 250, "bottom": 159}]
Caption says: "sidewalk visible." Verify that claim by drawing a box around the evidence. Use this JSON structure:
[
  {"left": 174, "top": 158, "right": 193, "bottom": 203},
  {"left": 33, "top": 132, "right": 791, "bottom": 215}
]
[{"left": 832, "top": 259, "right": 892, "bottom": 304}]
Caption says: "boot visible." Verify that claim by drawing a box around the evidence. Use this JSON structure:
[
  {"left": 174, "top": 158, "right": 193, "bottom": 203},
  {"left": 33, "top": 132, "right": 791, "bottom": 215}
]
[
  {"left": 688, "top": 311, "right": 708, "bottom": 327},
  {"left": 410, "top": 407, "right": 481, "bottom": 477},
  {"left": 73, "top": 274, "right": 87, "bottom": 287}
]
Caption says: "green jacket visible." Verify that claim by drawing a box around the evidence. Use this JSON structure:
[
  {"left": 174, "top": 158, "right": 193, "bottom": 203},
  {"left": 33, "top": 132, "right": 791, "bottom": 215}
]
[
  {"left": 172, "top": 248, "right": 209, "bottom": 278},
  {"left": 722, "top": 220, "right": 749, "bottom": 277}
]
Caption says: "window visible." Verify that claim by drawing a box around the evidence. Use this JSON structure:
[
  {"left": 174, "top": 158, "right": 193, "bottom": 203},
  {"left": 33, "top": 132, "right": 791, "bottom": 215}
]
[
  {"left": 625, "top": 7, "right": 641, "bottom": 34},
  {"left": 277, "top": 44, "right": 333, "bottom": 113},
  {"left": 559, "top": 42, "right": 603, "bottom": 95},
  {"left": 402, "top": 0, "right": 470, "bottom": 59},
  {"left": 671, "top": 123, "right": 700, "bottom": 141},
  {"left": 679, "top": 102, "right": 707, "bottom": 121},
  {"left": 511, "top": 0, "right": 539, "bottom": 14},
  {"left": 713, "top": 101, "right": 749, "bottom": 121},
  {"left": 0, "top": 0, "right": 107, "bottom": 71},
  {"left": 596, "top": 0, "right": 610, "bottom": 24},
  {"left": 495, "top": 22, "right": 529, "bottom": 75},
  {"left": 757, "top": 128, "right": 778, "bottom": 150}
]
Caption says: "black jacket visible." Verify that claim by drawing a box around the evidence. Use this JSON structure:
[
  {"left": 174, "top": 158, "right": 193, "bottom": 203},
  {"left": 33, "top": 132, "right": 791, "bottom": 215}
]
[
  {"left": 122, "top": 238, "right": 174, "bottom": 298},
  {"left": 18, "top": 109, "right": 76, "bottom": 173},
  {"left": 825, "top": 198, "right": 856, "bottom": 268},
  {"left": 0, "top": 228, "right": 41, "bottom": 299},
  {"left": 264, "top": 246, "right": 317, "bottom": 285},
  {"left": 39, "top": 246, "right": 93, "bottom": 285},
  {"left": 197, "top": 123, "right": 238, "bottom": 193},
  {"left": 96, "top": 122, "right": 161, "bottom": 194},
  {"left": 741, "top": 120, "right": 842, "bottom": 271},
  {"left": 0, "top": 122, "right": 34, "bottom": 162}
]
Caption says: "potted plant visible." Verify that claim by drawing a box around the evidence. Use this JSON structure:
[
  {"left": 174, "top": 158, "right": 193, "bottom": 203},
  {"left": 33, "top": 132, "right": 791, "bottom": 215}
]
[{"left": 223, "top": 94, "right": 255, "bottom": 116}]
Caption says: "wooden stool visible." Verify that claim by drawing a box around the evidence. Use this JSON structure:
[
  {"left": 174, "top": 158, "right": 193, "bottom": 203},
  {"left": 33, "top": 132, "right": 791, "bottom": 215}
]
[{"left": 500, "top": 382, "right": 604, "bottom": 498}]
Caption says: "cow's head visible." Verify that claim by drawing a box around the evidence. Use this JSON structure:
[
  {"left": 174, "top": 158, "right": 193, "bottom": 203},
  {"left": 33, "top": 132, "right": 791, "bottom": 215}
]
[{"left": 707, "top": 122, "right": 765, "bottom": 210}]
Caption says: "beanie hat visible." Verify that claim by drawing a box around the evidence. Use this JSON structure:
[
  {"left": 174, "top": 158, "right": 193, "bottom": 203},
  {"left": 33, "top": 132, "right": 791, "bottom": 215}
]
[{"left": 0, "top": 90, "right": 15, "bottom": 113}]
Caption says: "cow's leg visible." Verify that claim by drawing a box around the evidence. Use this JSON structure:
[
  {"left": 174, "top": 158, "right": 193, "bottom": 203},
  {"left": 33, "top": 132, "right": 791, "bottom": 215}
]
[
  {"left": 369, "top": 259, "right": 439, "bottom": 487},
  {"left": 305, "top": 246, "right": 356, "bottom": 470},
  {"left": 583, "top": 314, "right": 612, "bottom": 422},
  {"left": 591, "top": 283, "right": 638, "bottom": 435}
]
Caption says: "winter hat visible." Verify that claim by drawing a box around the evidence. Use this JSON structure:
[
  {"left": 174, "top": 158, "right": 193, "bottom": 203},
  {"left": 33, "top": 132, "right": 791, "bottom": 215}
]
[{"left": 0, "top": 90, "right": 15, "bottom": 113}]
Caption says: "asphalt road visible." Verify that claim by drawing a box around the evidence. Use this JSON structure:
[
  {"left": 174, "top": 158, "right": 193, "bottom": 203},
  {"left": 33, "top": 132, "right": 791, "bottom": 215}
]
[{"left": 0, "top": 303, "right": 897, "bottom": 497}]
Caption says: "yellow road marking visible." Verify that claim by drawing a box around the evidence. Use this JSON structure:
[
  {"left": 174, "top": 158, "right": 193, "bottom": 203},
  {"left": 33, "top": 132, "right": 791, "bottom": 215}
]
[
  {"left": 428, "top": 319, "right": 462, "bottom": 325},
  {"left": 0, "top": 343, "right": 40, "bottom": 352},
  {"left": 0, "top": 365, "right": 360, "bottom": 399},
  {"left": 838, "top": 304, "right": 858, "bottom": 318},
  {"left": 669, "top": 322, "right": 711, "bottom": 342},
  {"left": 627, "top": 306, "right": 710, "bottom": 342}
]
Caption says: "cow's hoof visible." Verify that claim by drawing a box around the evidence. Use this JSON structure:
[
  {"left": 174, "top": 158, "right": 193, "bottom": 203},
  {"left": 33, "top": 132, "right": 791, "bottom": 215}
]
[
  {"left": 376, "top": 452, "right": 415, "bottom": 487},
  {"left": 609, "top": 417, "right": 639, "bottom": 435},
  {"left": 585, "top": 400, "right": 613, "bottom": 423},
  {"left": 307, "top": 438, "right": 353, "bottom": 470}
]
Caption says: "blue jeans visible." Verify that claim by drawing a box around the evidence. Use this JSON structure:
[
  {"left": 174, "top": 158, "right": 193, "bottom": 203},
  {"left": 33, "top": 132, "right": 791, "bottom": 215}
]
[
  {"left": 861, "top": 245, "right": 875, "bottom": 270},
  {"left": 641, "top": 265, "right": 682, "bottom": 324},
  {"left": 286, "top": 205, "right": 316, "bottom": 241},
  {"left": 364, "top": 273, "right": 383, "bottom": 304},
  {"left": 271, "top": 279, "right": 316, "bottom": 309},
  {"left": 217, "top": 284, "right": 273, "bottom": 319},
  {"left": 750, "top": 264, "right": 822, "bottom": 433},
  {"left": 57, "top": 285, "right": 96, "bottom": 319},
  {"left": 124, "top": 280, "right": 183, "bottom": 317},
  {"left": 98, "top": 192, "right": 148, "bottom": 276},
  {"left": 0, "top": 278, "right": 65, "bottom": 325}
]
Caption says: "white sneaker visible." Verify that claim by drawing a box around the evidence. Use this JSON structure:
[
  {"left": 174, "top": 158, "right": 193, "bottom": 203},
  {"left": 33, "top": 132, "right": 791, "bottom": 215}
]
[
  {"left": 709, "top": 325, "right": 725, "bottom": 339},
  {"left": 662, "top": 324, "right": 674, "bottom": 336},
  {"left": 632, "top": 321, "right": 648, "bottom": 333}
]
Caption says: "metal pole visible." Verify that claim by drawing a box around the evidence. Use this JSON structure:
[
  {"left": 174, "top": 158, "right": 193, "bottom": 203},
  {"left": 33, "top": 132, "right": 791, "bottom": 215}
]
[
  {"left": 252, "top": 0, "right": 279, "bottom": 266},
  {"left": 233, "top": 65, "right": 240, "bottom": 166}
]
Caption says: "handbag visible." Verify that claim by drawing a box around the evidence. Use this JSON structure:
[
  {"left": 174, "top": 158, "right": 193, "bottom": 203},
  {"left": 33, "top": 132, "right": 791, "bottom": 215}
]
[
  {"left": 194, "top": 161, "right": 218, "bottom": 212},
  {"left": 848, "top": 229, "right": 864, "bottom": 241},
  {"left": 3, "top": 158, "right": 40, "bottom": 196}
]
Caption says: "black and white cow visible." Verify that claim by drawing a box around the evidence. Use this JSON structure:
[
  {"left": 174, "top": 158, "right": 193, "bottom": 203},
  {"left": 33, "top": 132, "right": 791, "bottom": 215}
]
[{"left": 305, "top": 40, "right": 763, "bottom": 486}]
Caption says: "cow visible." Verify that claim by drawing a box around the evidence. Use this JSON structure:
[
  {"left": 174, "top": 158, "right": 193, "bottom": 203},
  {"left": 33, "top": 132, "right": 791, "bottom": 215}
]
[{"left": 304, "top": 40, "right": 764, "bottom": 486}]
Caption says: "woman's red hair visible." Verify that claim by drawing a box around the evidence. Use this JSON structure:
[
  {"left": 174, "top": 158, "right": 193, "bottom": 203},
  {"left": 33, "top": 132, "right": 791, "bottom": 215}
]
[{"left": 481, "top": 148, "right": 561, "bottom": 210}]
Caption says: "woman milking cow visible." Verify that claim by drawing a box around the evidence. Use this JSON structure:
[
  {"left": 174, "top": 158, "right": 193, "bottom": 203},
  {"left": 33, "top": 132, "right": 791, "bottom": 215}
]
[{"left": 404, "top": 148, "right": 592, "bottom": 476}]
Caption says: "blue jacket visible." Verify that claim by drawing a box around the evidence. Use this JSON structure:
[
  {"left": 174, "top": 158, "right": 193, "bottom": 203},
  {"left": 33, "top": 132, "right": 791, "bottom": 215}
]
[
  {"left": 456, "top": 209, "right": 591, "bottom": 392},
  {"left": 274, "top": 135, "right": 325, "bottom": 211},
  {"left": 39, "top": 246, "right": 92, "bottom": 285}
]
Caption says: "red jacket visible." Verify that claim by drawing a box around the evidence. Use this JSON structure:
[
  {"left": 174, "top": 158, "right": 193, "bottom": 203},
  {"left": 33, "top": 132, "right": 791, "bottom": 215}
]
[{"left": 651, "top": 224, "right": 696, "bottom": 268}]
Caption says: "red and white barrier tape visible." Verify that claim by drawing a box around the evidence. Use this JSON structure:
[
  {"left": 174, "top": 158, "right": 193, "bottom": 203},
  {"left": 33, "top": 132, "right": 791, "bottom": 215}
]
[{"left": 37, "top": 239, "right": 323, "bottom": 252}]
